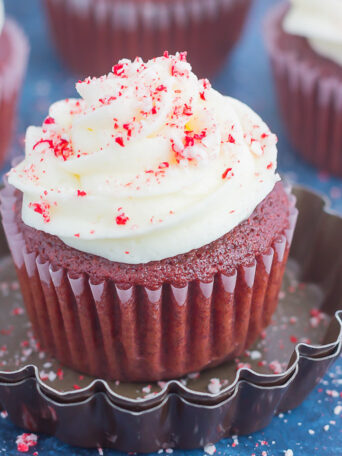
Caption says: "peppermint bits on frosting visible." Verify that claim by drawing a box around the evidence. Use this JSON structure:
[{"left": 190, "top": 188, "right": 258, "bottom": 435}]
[
  {"left": 28, "top": 201, "right": 51, "bottom": 223},
  {"left": 116, "top": 212, "right": 129, "bottom": 226},
  {"left": 115, "top": 137, "right": 125, "bottom": 147},
  {"left": 112, "top": 62, "right": 126, "bottom": 77},
  {"left": 43, "top": 116, "right": 55, "bottom": 125},
  {"left": 8, "top": 52, "right": 280, "bottom": 264},
  {"left": 222, "top": 168, "right": 234, "bottom": 180},
  {"left": 199, "top": 78, "right": 211, "bottom": 101},
  {"left": 70, "top": 52, "right": 221, "bottom": 165}
]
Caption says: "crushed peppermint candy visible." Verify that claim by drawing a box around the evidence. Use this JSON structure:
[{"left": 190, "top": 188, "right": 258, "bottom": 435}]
[
  {"left": 249, "top": 350, "right": 262, "bottom": 360},
  {"left": 116, "top": 213, "right": 129, "bottom": 225},
  {"left": 203, "top": 443, "right": 216, "bottom": 455},
  {"left": 269, "top": 360, "right": 283, "bottom": 374},
  {"left": 39, "top": 370, "right": 57, "bottom": 382},
  {"left": 208, "top": 378, "right": 222, "bottom": 394},
  {"left": 334, "top": 405, "right": 342, "bottom": 415},
  {"left": 142, "top": 384, "right": 152, "bottom": 394},
  {"left": 16, "top": 433, "right": 38, "bottom": 453},
  {"left": 222, "top": 167, "right": 233, "bottom": 180},
  {"left": 28, "top": 201, "right": 51, "bottom": 223},
  {"left": 187, "top": 372, "right": 200, "bottom": 380}
]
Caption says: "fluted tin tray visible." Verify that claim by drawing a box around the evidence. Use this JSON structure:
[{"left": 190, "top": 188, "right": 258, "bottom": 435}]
[{"left": 0, "top": 185, "right": 341, "bottom": 452}]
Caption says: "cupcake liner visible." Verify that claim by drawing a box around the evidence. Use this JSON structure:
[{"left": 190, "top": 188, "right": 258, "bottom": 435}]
[
  {"left": 0, "top": 20, "right": 29, "bottom": 166},
  {"left": 43, "top": 0, "right": 252, "bottom": 78},
  {"left": 0, "top": 178, "right": 297, "bottom": 382},
  {"left": 264, "top": 3, "right": 342, "bottom": 177}
]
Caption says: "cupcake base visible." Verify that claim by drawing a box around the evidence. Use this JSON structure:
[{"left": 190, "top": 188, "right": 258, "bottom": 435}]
[
  {"left": 265, "top": 3, "right": 342, "bottom": 178},
  {"left": 43, "top": 0, "right": 252, "bottom": 78},
  {"left": 0, "top": 180, "right": 297, "bottom": 382},
  {"left": 0, "top": 20, "right": 29, "bottom": 167}
]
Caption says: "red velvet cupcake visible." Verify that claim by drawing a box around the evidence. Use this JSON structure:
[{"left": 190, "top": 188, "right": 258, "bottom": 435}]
[
  {"left": 0, "top": 3, "right": 29, "bottom": 167},
  {"left": 2, "top": 53, "right": 297, "bottom": 381},
  {"left": 42, "top": 0, "right": 252, "bottom": 78},
  {"left": 265, "top": 1, "right": 342, "bottom": 177}
]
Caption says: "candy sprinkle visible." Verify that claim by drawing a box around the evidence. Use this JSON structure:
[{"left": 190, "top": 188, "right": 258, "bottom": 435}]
[
  {"left": 204, "top": 443, "right": 217, "bottom": 455},
  {"left": 222, "top": 168, "right": 233, "bottom": 180},
  {"left": 116, "top": 213, "right": 129, "bottom": 225},
  {"left": 16, "top": 433, "right": 38, "bottom": 453}
]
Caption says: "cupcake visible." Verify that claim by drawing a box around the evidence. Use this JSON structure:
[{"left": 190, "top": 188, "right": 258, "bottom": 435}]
[
  {"left": 42, "top": 0, "right": 252, "bottom": 79},
  {"left": 1, "top": 52, "right": 297, "bottom": 382},
  {"left": 0, "top": 1, "right": 29, "bottom": 167},
  {"left": 265, "top": 1, "right": 342, "bottom": 177}
]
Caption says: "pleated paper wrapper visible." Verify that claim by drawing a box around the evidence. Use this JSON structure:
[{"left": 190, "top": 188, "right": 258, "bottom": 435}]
[{"left": 0, "top": 179, "right": 297, "bottom": 382}]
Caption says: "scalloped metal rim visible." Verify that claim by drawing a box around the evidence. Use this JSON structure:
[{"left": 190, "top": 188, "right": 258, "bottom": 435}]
[
  {"left": 0, "top": 184, "right": 341, "bottom": 410},
  {"left": 0, "top": 332, "right": 341, "bottom": 409},
  {"left": 1, "top": 363, "right": 303, "bottom": 411}
]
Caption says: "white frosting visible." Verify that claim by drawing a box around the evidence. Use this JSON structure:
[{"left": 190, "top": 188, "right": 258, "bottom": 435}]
[
  {"left": 0, "top": 1, "right": 4, "bottom": 36},
  {"left": 283, "top": 0, "right": 342, "bottom": 66},
  {"left": 8, "top": 53, "right": 279, "bottom": 264}
]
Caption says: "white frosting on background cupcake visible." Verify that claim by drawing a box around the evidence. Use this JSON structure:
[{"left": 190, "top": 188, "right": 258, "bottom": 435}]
[
  {"left": 9, "top": 53, "right": 279, "bottom": 264},
  {"left": 284, "top": 0, "right": 342, "bottom": 66}
]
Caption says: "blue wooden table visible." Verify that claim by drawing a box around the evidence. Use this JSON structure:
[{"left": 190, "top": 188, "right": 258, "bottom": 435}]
[{"left": 1, "top": 0, "right": 342, "bottom": 454}]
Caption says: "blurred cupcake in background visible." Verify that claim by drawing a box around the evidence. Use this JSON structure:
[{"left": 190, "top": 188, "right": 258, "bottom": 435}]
[
  {"left": 265, "top": 0, "right": 342, "bottom": 178},
  {"left": 42, "top": 0, "right": 252, "bottom": 79},
  {"left": 0, "top": 0, "right": 29, "bottom": 167}
]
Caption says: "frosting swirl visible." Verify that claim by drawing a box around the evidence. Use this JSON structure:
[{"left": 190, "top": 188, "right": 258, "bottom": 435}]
[
  {"left": 283, "top": 0, "right": 342, "bottom": 66},
  {"left": 8, "top": 53, "right": 279, "bottom": 264}
]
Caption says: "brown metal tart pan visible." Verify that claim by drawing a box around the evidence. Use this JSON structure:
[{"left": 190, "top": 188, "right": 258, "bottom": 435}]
[{"left": 0, "top": 184, "right": 340, "bottom": 451}]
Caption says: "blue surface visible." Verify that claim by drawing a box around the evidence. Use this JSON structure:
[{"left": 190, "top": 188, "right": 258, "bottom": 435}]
[{"left": 1, "top": 0, "right": 342, "bottom": 454}]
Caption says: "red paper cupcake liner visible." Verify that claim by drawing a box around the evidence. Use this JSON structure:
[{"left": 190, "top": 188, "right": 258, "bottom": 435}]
[
  {"left": 0, "top": 179, "right": 297, "bottom": 382},
  {"left": 0, "top": 20, "right": 29, "bottom": 167},
  {"left": 264, "top": 3, "right": 342, "bottom": 178},
  {"left": 42, "top": 0, "right": 252, "bottom": 78}
]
